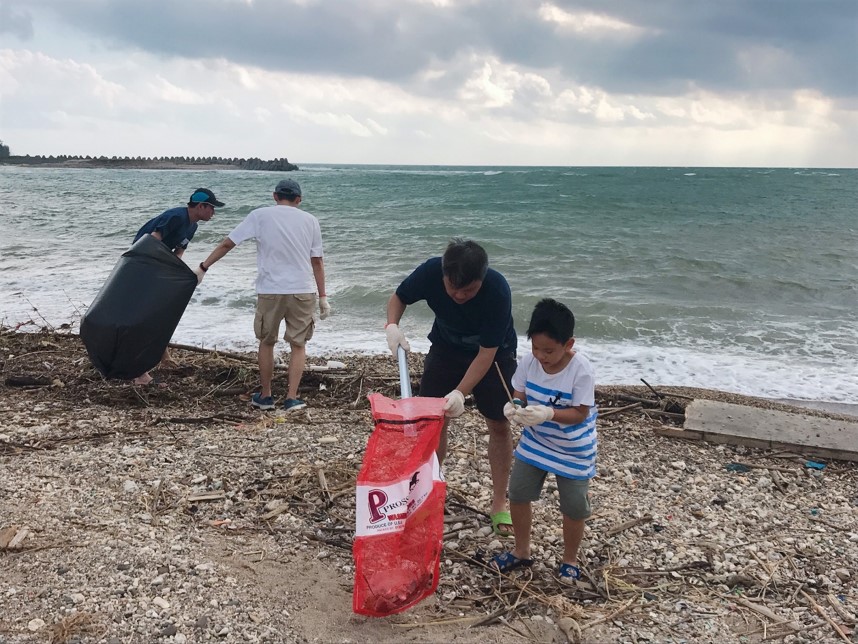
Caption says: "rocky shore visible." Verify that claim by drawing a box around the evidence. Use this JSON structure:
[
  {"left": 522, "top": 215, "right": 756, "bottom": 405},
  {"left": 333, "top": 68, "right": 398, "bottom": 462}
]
[{"left": 1, "top": 329, "right": 856, "bottom": 643}]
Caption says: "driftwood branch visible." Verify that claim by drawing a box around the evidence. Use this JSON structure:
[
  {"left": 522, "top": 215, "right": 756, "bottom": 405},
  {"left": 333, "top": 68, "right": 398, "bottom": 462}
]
[
  {"left": 800, "top": 590, "right": 851, "bottom": 643},
  {"left": 5, "top": 375, "right": 52, "bottom": 387},
  {"left": 606, "top": 514, "right": 653, "bottom": 537},
  {"left": 599, "top": 402, "right": 643, "bottom": 418},
  {"left": 154, "top": 413, "right": 245, "bottom": 425}
]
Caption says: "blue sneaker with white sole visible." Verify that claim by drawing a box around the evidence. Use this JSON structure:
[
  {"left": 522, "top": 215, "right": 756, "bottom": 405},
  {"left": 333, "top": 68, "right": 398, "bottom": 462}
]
[
  {"left": 282, "top": 398, "right": 307, "bottom": 412},
  {"left": 250, "top": 393, "right": 275, "bottom": 410}
]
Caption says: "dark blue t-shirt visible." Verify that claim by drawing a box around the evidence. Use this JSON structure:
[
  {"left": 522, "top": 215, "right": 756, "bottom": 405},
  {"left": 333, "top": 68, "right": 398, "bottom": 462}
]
[
  {"left": 396, "top": 257, "right": 516, "bottom": 354},
  {"left": 133, "top": 207, "right": 197, "bottom": 252}
]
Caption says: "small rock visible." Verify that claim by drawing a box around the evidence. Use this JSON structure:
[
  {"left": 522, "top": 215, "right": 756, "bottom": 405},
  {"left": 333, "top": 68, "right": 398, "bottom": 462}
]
[
  {"left": 159, "top": 623, "right": 177, "bottom": 637},
  {"left": 153, "top": 596, "right": 170, "bottom": 609},
  {"left": 27, "top": 618, "right": 46, "bottom": 632}
]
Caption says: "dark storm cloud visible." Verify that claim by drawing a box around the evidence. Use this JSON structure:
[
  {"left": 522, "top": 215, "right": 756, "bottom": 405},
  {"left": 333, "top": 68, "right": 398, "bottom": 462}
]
[{"left": 10, "top": 0, "right": 858, "bottom": 98}]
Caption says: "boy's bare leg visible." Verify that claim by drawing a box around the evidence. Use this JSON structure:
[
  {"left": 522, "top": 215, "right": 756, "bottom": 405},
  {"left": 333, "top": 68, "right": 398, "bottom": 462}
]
[
  {"left": 562, "top": 515, "right": 585, "bottom": 565},
  {"left": 485, "top": 417, "right": 513, "bottom": 529},
  {"left": 510, "top": 501, "right": 532, "bottom": 560}
]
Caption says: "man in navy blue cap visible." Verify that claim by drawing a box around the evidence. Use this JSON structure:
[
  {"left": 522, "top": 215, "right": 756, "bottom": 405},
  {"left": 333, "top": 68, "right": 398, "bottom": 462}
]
[
  {"left": 134, "top": 188, "right": 224, "bottom": 258},
  {"left": 130, "top": 188, "right": 224, "bottom": 384}
]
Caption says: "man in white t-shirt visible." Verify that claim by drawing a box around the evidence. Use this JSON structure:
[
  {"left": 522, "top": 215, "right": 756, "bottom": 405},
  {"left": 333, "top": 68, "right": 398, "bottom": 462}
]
[{"left": 195, "top": 179, "right": 331, "bottom": 412}]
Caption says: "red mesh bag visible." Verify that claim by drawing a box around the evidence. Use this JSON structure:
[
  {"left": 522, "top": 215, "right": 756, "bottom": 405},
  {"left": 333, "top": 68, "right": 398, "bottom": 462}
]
[{"left": 353, "top": 393, "right": 447, "bottom": 617}]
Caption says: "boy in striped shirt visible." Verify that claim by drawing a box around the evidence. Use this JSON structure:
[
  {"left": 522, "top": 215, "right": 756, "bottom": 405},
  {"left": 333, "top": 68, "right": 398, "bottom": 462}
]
[{"left": 492, "top": 298, "right": 598, "bottom": 583}]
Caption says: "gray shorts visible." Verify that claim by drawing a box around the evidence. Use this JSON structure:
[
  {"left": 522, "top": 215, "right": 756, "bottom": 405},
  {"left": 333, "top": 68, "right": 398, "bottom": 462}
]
[{"left": 508, "top": 457, "right": 591, "bottom": 520}]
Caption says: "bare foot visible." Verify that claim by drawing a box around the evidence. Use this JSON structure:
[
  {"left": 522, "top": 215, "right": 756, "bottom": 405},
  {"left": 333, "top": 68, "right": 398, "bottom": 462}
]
[{"left": 132, "top": 373, "right": 153, "bottom": 385}]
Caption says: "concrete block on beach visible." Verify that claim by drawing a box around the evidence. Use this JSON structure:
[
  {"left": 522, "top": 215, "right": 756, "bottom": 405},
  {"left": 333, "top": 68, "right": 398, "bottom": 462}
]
[{"left": 681, "top": 399, "right": 858, "bottom": 462}]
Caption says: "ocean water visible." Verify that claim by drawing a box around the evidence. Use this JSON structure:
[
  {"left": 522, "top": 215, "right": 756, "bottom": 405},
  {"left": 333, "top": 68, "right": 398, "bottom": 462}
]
[{"left": 1, "top": 165, "right": 856, "bottom": 404}]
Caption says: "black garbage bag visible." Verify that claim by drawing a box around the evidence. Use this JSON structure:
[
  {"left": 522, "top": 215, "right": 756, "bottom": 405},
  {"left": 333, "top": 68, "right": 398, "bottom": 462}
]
[{"left": 80, "top": 235, "right": 198, "bottom": 380}]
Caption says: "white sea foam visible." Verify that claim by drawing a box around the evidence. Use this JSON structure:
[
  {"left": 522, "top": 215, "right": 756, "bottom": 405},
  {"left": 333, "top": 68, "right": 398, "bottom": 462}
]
[{"left": 168, "top": 303, "right": 858, "bottom": 404}]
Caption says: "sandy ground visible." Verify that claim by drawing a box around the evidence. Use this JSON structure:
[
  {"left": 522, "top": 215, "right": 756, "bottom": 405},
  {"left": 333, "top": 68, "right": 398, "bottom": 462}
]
[{"left": 1, "top": 329, "right": 856, "bottom": 643}]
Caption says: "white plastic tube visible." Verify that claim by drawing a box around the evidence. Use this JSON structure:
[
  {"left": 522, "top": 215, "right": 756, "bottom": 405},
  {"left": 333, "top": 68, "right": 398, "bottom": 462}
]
[{"left": 397, "top": 345, "right": 412, "bottom": 399}]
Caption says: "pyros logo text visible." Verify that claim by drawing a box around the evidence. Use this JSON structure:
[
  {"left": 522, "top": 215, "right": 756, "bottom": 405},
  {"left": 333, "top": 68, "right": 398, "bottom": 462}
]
[{"left": 367, "top": 470, "right": 419, "bottom": 524}]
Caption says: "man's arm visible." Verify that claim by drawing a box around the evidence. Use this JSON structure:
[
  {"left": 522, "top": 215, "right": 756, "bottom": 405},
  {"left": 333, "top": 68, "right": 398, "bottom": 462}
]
[
  {"left": 386, "top": 293, "right": 407, "bottom": 325},
  {"left": 174, "top": 247, "right": 185, "bottom": 259},
  {"left": 384, "top": 294, "right": 411, "bottom": 354},
  {"left": 456, "top": 345, "right": 499, "bottom": 396},
  {"left": 201, "top": 238, "right": 237, "bottom": 270},
  {"left": 311, "top": 256, "right": 326, "bottom": 296}
]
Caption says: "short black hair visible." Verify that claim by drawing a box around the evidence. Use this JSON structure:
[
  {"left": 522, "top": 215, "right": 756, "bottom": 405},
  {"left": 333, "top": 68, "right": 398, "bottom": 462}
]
[
  {"left": 441, "top": 239, "right": 488, "bottom": 288},
  {"left": 526, "top": 298, "right": 575, "bottom": 344}
]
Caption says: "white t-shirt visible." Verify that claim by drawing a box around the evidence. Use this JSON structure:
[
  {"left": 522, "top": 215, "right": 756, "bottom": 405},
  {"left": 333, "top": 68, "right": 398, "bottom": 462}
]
[
  {"left": 511, "top": 351, "right": 598, "bottom": 480},
  {"left": 228, "top": 204, "right": 323, "bottom": 294}
]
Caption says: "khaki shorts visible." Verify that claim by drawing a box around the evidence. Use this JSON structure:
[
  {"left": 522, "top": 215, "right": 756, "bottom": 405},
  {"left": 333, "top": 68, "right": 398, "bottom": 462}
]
[
  {"left": 254, "top": 294, "right": 316, "bottom": 346},
  {"left": 508, "top": 457, "right": 592, "bottom": 520}
]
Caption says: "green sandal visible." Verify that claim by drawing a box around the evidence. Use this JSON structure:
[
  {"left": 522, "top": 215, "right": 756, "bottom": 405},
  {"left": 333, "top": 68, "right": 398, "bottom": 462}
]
[{"left": 491, "top": 510, "right": 514, "bottom": 537}]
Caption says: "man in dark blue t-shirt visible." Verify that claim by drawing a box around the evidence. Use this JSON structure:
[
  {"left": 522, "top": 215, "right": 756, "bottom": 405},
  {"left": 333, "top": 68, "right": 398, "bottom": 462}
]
[
  {"left": 130, "top": 188, "right": 224, "bottom": 385},
  {"left": 385, "top": 239, "right": 518, "bottom": 537},
  {"left": 134, "top": 187, "right": 224, "bottom": 257}
]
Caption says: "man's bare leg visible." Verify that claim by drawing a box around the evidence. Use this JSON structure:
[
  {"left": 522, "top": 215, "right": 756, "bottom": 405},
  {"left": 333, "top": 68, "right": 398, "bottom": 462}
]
[
  {"left": 486, "top": 416, "right": 513, "bottom": 530},
  {"left": 286, "top": 342, "right": 306, "bottom": 399},
  {"left": 258, "top": 342, "right": 276, "bottom": 398},
  {"left": 159, "top": 348, "right": 178, "bottom": 369},
  {"left": 131, "top": 372, "right": 153, "bottom": 385},
  {"left": 437, "top": 419, "right": 450, "bottom": 464}
]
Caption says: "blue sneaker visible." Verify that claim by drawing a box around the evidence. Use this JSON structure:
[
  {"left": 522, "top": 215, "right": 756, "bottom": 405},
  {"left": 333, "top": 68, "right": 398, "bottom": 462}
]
[
  {"left": 558, "top": 563, "right": 581, "bottom": 585},
  {"left": 282, "top": 398, "right": 307, "bottom": 412},
  {"left": 250, "top": 393, "right": 275, "bottom": 410}
]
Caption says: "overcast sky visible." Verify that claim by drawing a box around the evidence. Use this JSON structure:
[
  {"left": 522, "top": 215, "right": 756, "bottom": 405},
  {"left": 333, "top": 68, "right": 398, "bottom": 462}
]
[{"left": 1, "top": 0, "right": 856, "bottom": 166}]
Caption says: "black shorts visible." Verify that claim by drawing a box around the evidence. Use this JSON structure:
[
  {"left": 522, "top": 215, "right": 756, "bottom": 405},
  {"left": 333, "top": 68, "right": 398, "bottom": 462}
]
[{"left": 419, "top": 344, "right": 516, "bottom": 421}]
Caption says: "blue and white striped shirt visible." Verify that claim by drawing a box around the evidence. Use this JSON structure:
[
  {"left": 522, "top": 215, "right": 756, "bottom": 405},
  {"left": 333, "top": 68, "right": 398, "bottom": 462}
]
[{"left": 511, "top": 352, "right": 597, "bottom": 480}]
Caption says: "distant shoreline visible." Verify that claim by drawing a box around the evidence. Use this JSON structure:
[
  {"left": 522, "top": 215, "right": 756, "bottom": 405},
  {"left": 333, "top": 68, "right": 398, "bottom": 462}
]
[
  {"left": 0, "top": 156, "right": 298, "bottom": 171},
  {"left": 2, "top": 161, "right": 238, "bottom": 170}
]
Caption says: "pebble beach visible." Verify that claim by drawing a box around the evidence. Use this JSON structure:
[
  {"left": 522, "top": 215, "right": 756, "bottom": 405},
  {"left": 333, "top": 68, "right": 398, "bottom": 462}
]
[{"left": 1, "top": 329, "right": 857, "bottom": 643}]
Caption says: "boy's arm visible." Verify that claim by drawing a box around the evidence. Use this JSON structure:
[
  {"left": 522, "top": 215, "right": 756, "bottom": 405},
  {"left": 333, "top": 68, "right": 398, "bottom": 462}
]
[{"left": 550, "top": 404, "right": 591, "bottom": 426}]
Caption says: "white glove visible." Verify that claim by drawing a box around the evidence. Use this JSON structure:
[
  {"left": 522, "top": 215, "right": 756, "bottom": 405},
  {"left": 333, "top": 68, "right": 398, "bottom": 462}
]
[
  {"left": 514, "top": 404, "right": 554, "bottom": 426},
  {"left": 193, "top": 266, "right": 205, "bottom": 285},
  {"left": 385, "top": 323, "right": 410, "bottom": 355},
  {"left": 443, "top": 389, "right": 465, "bottom": 418},
  {"left": 319, "top": 296, "right": 331, "bottom": 320},
  {"left": 503, "top": 401, "right": 522, "bottom": 424}
]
